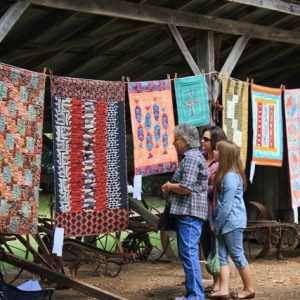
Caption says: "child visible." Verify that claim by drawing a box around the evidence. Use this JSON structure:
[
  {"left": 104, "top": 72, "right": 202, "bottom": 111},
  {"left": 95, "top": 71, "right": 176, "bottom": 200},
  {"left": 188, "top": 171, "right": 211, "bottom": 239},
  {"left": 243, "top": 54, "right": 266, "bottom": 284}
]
[{"left": 208, "top": 140, "right": 255, "bottom": 300}]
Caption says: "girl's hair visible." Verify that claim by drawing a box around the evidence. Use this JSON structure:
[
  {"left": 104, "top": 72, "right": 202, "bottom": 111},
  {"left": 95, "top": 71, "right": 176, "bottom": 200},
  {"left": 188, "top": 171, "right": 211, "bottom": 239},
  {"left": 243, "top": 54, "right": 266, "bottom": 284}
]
[
  {"left": 214, "top": 140, "right": 247, "bottom": 192},
  {"left": 202, "top": 126, "right": 227, "bottom": 151}
]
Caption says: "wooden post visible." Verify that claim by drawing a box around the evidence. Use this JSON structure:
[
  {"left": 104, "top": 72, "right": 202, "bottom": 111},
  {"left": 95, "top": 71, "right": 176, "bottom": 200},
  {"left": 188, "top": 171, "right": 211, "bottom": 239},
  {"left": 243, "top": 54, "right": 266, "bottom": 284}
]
[{"left": 196, "top": 30, "right": 215, "bottom": 124}]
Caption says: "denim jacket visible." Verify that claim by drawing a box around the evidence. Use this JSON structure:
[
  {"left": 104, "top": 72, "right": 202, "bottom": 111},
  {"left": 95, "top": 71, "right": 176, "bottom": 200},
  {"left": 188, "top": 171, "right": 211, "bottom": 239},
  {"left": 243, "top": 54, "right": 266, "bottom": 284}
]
[{"left": 214, "top": 172, "right": 247, "bottom": 236}]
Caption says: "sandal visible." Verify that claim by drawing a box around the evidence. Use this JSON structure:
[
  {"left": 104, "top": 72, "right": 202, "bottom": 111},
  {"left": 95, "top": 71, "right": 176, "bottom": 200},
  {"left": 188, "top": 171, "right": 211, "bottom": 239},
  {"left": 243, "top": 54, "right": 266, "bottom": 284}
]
[
  {"left": 204, "top": 285, "right": 214, "bottom": 293},
  {"left": 230, "top": 291, "right": 255, "bottom": 299}
]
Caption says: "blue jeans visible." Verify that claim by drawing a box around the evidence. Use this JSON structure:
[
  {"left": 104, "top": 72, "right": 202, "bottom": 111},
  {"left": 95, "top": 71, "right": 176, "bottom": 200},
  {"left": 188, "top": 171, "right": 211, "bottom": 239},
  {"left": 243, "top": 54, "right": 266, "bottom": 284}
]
[
  {"left": 176, "top": 215, "right": 204, "bottom": 300},
  {"left": 218, "top": 228, "right": 248, "bottom": 268}
]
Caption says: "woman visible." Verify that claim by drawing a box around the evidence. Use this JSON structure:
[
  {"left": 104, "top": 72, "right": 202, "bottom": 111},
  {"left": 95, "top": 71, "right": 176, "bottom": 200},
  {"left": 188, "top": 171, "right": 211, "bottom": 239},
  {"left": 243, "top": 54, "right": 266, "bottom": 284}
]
[
  {"left": 162, "top": 123, "right": 208, "bottom": 300},
  {"left": 208, "top": 140, "right": 255, "bottom": 300},
  {"left": 200, "top": 126, "right": 227, "bottom": 294}
]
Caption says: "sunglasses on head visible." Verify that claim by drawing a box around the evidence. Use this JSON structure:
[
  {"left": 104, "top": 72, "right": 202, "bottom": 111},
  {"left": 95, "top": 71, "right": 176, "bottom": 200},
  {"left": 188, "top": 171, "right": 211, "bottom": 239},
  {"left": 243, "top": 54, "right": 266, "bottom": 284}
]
[{"left": 202, "top": 137, "right": 211, "bottom": 142}]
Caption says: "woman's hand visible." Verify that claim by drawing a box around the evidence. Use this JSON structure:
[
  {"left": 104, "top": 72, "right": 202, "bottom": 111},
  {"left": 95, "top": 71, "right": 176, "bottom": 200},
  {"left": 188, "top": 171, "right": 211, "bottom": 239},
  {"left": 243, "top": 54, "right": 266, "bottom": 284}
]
[{"left": 161, "top": 181, "right": 172, "bottom": 194}]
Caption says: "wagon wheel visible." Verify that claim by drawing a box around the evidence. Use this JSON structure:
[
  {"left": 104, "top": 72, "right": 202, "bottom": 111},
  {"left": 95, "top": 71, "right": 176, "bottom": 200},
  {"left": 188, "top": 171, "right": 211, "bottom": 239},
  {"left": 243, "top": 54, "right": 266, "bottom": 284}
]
[
  {"left": 278, "top": 226, "right": 299, "bottom": 254},
  {"left": 160, "top": 231, "right": 179, "bottom": 263},
  {"left": 243, "top": 228, "right": 272, "bottom": 259},
  {"left": 83, "top": 233, "right": 123, "bottom": 253},
  {"left": 122, "top": 232, "right": 153, "bottom": 260},
  {"left": 88, "top": 233, "right": 124, "bottom": 277},
  {"left": 0, "top": 234, "right": 30, "bottom": 284}
]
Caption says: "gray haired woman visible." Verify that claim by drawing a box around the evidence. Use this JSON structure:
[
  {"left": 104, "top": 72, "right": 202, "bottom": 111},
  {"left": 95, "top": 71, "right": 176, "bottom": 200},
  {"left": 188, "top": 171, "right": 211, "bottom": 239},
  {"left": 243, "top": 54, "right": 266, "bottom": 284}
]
[{"left": 162, "top": 123, "right": 208, "bottom": 300}]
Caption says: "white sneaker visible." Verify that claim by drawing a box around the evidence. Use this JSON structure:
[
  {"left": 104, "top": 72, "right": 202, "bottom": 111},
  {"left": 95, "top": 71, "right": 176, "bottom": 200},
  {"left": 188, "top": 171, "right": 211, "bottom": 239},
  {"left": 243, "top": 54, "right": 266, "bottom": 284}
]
[{"left": 174, "top": 297, "right": 186, "bottom": 300}]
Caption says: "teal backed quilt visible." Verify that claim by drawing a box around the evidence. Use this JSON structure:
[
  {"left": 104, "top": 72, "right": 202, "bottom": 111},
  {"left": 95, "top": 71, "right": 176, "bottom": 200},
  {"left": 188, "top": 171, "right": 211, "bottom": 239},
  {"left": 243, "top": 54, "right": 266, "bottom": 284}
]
[{"left": 174, "top": 75, "right": 210, "bottom": 126}]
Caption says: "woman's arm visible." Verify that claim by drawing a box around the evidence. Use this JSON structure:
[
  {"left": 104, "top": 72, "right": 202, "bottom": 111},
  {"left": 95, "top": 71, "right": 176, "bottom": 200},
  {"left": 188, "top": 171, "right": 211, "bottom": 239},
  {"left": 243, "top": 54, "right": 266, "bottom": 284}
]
[
  {"left": 162, "top": 181, "right": 191, "bottom": 195},
  {"left": 214, "top": 173, "right": 238, "bottom": 235}
]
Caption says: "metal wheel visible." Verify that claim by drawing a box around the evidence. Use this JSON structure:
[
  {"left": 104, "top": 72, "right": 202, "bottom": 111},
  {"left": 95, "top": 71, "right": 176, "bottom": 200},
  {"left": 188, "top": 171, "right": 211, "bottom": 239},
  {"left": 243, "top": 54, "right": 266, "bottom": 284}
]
[
  {"left": 278, "top": 226, "right": 299, "bottom": 254},
  {"left": 0, "top": 235, "right": 32, "bottom": 283},
  {"left": 122, "top": 232, "right": 153, "bottom": 260}
]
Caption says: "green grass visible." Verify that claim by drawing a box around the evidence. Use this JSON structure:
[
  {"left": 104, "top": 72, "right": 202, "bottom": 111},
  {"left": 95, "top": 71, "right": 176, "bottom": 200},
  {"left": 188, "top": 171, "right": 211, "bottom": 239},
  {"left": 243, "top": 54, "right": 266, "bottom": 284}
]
[{"left": 0, "top": 194, "right": 167, "bottom": 272}]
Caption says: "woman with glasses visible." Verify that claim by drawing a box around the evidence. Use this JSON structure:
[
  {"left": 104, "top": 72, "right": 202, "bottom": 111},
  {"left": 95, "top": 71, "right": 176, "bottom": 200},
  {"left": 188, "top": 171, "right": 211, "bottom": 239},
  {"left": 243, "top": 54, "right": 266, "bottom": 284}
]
[
  {"left": 161, "top": 123, "right": 208, "bottom": 300},
  {"left": 200, "top": 126, "right": 227, "bottom": 295}
]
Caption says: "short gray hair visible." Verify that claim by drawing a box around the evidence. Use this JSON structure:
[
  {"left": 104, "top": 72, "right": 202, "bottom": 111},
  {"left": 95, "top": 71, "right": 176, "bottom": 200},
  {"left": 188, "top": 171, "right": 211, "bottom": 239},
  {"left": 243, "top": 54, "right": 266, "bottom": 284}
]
[{"left": 174, "top": 123, "right": 200, "bottom": 148}]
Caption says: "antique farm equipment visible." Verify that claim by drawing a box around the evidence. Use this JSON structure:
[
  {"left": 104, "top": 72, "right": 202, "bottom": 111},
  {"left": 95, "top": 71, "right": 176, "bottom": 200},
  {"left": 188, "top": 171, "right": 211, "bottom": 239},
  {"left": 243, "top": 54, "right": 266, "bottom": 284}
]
[
  {"left": 244, "top": 201, "right": 300, "bottom": 259},
  {"left": 0, "top": 232, "right": 127, "bottom": 300}
]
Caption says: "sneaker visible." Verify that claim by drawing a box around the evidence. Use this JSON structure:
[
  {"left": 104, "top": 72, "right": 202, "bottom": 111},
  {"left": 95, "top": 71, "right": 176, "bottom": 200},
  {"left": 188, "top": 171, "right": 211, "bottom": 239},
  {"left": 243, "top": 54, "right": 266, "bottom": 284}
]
[{"left": 174, "top": 297, "right": 186, "bottom": 300}]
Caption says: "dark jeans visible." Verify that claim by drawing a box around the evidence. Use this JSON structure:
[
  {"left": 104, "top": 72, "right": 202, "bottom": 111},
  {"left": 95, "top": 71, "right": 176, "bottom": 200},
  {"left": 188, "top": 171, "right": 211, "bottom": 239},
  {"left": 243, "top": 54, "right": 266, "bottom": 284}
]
[
  {"left": 200, "top": 220, "right": 212, "bottom": 259},
  {"left": 176, "top": 215, "right": 205, "bottom": 300}
]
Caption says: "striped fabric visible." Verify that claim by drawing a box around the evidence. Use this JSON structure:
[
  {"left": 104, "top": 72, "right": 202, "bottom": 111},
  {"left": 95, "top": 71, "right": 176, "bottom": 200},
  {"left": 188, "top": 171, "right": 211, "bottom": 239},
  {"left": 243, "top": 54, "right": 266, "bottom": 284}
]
[
  {"left": 251, "top": 84, "right": 283, "bottom": 167},
  {"left": 51, "top": 76, "right": 128, "bottom": 237},
  {"left": 222, "top": 75, "right": 249, "bottom": 168}
]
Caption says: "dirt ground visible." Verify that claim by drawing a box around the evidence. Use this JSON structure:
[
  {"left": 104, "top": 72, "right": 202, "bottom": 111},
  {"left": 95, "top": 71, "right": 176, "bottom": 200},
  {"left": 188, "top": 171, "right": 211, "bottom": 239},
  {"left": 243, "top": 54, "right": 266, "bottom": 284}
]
[{"left": 7, "top": 249, "right": 299, "bottom": 300}]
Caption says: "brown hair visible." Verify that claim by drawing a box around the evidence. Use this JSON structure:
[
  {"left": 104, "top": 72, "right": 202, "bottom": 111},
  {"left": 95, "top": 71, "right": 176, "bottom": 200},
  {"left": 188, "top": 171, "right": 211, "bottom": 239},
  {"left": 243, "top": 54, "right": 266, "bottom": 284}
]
[
  {"left": 214, "top": 140, "right": 247, "bottom": 192},
  {"left": 202, "top": 126, "right": 227, "bottom": 151}
]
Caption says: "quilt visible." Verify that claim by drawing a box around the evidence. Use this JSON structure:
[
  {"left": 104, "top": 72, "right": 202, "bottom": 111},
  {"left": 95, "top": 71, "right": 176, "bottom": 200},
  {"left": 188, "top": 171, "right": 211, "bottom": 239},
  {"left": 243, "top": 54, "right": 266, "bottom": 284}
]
[
  {"left": 0, "top": 63, "right": 46, "bottom": 234},
  {"left": 251, "top": 84, "right": 283, "bottom": 167},
  {"left": 284, "top": 89, "right": 300, "bottom": 215},
  {"left": 128, "top": 79, "right": 178, "bottom": 176},
  {"left": 222, "top": 75, "right": 249, "bottom": 168},
  {"left": 174, "top": 75, "right": 210, "bottom": 126},
  {"left": 51, "top": 76, "right": 128, "bottom": 237}
]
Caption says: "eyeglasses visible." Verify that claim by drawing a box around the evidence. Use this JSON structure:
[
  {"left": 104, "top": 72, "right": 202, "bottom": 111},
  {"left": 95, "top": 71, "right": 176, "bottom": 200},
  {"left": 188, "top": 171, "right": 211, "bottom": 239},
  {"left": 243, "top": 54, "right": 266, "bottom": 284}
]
[{"left": 201, "top": 137, "right": 211, "bottom": 142}]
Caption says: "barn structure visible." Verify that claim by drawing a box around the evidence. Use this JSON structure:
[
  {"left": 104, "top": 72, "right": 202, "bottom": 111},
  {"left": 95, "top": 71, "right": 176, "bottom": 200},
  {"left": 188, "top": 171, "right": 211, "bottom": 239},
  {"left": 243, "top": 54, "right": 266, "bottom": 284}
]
[{"left": 0, "top": 0, "right": 299, "bottom": 222}]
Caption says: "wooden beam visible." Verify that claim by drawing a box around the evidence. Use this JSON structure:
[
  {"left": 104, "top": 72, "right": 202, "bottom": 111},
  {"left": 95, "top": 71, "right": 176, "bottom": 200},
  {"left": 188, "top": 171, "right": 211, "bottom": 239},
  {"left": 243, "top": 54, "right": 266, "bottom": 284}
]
[
  {"left": 131, "top": 39, "right": 194, "bottom": 80},
  {"left": 220, "top": 35, "right": 249, "bottom": 76},
  {"left": 86, "top": 32, "right": 167, "bottom": 78},
  {"left": 1, "top": 252, "right": 128, "bottom": 300},
  {"left": 226, "top": 0, "right": 300, "bottom": 17},
  {"left": 24, "top": 0, "right": 300, "bottom": 45},
  {"left": 168, "top": 24, "right": 200, "bottom": 75},
  {"left": 2, "top": 25, "right": 155, "bottom": 62},
  {"left": 0, "top": 1, "right": 30, "bottom": 43}
]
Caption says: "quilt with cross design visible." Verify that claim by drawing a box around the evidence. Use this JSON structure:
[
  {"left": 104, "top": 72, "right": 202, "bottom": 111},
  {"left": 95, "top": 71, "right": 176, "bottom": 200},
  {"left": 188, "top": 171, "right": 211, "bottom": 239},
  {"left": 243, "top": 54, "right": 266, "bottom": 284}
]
[
  {"left": 51, "top": 76, "right": 128, "bottom": 237},
  {"left": 0, "top": 63, "right": 46, "bottom": 234},
  {"left": 174, "top": 75, "right": 210, "bottom": 126}
]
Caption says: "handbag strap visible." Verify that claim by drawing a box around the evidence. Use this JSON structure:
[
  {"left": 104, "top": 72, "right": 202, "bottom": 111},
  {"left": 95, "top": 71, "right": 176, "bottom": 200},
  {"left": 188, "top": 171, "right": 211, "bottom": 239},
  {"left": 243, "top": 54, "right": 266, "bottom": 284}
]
[{"left": 215, "top": 238, "right": 219, "bottom": 252}]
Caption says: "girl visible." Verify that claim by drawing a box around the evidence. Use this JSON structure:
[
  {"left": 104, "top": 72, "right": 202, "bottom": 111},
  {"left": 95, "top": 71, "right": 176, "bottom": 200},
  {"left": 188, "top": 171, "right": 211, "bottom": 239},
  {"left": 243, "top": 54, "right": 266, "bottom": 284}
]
[{"left": 208, "top": 140, "right": 255, "bottom": 300}]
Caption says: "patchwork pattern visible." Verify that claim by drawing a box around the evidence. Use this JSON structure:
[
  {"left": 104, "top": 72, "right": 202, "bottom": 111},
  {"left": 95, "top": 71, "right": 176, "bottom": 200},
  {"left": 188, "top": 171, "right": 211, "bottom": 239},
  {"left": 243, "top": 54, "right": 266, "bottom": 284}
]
[
  {"left": 128, "top": 79, "right": 178, "bottom": 176},
  {"left": 0, "top": 63, "right": 46, "bottom": 234},
  {"left": 51, "top": 76, "right": 128, "bottom": 237},
  {"left": 222, "top": 76, "right": 249, "bottom": 168},
  {"left": 174, "top": 75, "right": 210, "bottom": 126},
  {"left": 284, "top": 89, "right": 300, "bottom": 209},
  {"left": 251, "top": 84, "right": 283, "bottom": 166}
]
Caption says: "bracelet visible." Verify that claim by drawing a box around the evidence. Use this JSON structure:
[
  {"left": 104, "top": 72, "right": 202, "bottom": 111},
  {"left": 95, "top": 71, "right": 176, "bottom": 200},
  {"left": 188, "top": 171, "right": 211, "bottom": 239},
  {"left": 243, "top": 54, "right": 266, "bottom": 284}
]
[{"left": 169, "top": 184, "right": 172, "bottom": 192}]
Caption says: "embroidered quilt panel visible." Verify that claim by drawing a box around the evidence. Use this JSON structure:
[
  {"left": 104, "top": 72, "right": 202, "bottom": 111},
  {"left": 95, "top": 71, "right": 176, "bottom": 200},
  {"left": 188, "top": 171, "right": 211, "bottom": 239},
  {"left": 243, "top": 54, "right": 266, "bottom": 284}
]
[
  {"left": 174, "top": 75, "right": 210, "bottom": 126},
  {"left": 222, "top": 76, "right": 249, "bottom": 167},
  {"left": 284, "top": 89, "right": 300, "bottom": 209},
  {"left": 251, "top": 84, "right": 283, "bottom": 166},
  {"left": 51, "top": 76, "right": 128, "bottom": 237},
  {"left": 128, "top": 80, "right": 178, "bottom": 176},
  {"left": 0, "top": 63, "right": 46, "bottom": 234}
]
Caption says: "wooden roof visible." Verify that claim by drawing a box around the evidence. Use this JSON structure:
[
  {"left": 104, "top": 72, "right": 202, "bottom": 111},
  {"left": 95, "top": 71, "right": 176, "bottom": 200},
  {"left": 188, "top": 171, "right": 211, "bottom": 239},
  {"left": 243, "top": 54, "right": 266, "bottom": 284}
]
[{"left": 0, "top": 0, "right": 299, "bottom": 86}]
